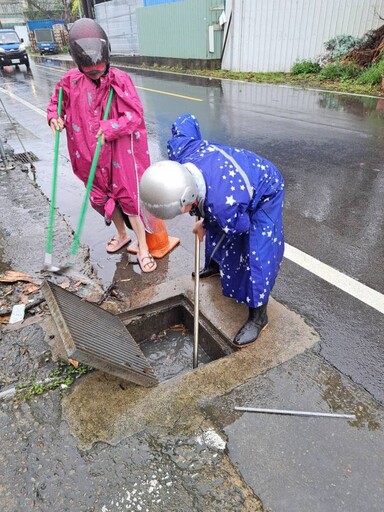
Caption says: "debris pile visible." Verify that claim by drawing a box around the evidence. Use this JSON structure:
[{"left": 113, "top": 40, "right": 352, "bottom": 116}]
[
  {"left": 344, "top": 25, "right": 384, "bottom": 67},
  {"left": 0, "top": 270, "right": 125, "bottom": 328},
  {"left": 0, "top": 271, "right": 45, "bottom": 326}
]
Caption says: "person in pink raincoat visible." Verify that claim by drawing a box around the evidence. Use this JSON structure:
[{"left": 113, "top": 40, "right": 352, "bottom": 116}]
[{"left": 47, "top": 18, "right": 156, "bottom": 272}]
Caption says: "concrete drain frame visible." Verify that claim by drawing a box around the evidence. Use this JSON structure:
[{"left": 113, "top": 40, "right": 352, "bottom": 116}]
[
  {"left": 118, "top": 294, "right": 234, "bottom": 377},
  {"left": 42, "top": 281, "right": 234, "bottom": 387}
]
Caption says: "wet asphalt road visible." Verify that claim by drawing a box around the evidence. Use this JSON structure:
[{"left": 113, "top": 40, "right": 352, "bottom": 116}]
[{"left": 0, "top": 54, "right": 383, "bottom": 413}]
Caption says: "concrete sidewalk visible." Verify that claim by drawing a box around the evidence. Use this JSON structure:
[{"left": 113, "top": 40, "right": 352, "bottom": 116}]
[{"left": 1, "top": 86, "right": 383, "bottom": 511}]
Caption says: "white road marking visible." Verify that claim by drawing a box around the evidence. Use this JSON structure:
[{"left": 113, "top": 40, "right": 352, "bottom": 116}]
[
  {"left": 1, "top": 86, "right": 383, "bottom": 314},
  {"left": 285, "top": 244, "right": 384, "bottom": 314},
  {"left": 0, "top": 86, "right": 46, "bottom": 117}
]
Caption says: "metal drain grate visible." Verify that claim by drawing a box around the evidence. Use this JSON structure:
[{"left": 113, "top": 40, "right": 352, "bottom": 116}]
[
  {"left": 42, "top": 280, "right": 158, "bottom": 387},
  {"left": 13, "top": 151, "right": 39, "bottom": 163}
]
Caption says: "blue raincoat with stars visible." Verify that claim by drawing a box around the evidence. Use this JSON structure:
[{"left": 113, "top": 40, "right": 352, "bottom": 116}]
[{"left": 167, "top": 114, "right": 285, "bottom": 308}]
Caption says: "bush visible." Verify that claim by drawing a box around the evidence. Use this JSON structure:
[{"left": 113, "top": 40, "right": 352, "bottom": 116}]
[
  {"left": 291, "top": 60, "right": 321, "bottom": 75},
  {"left": 319, "top": 62, "right": 360, "bottom": 80}
]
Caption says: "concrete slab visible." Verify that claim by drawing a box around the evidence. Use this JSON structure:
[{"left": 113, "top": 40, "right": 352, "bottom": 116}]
[
  {"left": 202, "top": 350, "right": 384, "bottom": 512},
  {"left": 48, "top": 276, "right": 319, "bottom": 449},
  {"left": 123, "top": 273, "right": 319, "bottom": 349}
]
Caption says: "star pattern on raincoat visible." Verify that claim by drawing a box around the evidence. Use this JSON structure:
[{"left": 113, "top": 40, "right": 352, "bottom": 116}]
[
  {"left": 166, "top": 113, "right": 284, "bottom": 309},
  {"left": 226, "top": 195, "right": 236, "bottom": 206}
]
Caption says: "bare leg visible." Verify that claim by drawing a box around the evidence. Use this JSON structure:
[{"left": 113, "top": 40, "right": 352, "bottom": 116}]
[
  {"left": 129, "top": 215, "right": 156, "bottom": 272},
  {"left": 106, "top": 207, "right": 130, "bottom": 253},
  {"left": 111, "top": 207, "right": 128, "bottom": 239}
]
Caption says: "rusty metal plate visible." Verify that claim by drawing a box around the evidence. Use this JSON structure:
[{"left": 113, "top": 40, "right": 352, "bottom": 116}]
[{"left": 41, "top": 280, "right": 158, "bottom": 387}]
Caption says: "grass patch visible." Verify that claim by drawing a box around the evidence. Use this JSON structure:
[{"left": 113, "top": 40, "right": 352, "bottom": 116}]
[
  {"left": 356, "top": 58, "right": 384, "bottom": 85},
  {"left": 15, "top": 360, "right": 93, "bottom": 401},
  {"left": 319, "top": 62, "right": 360, "bottom": 80},
  {"left": 292, "top": 60, "right": 321, "bottom": 75}
]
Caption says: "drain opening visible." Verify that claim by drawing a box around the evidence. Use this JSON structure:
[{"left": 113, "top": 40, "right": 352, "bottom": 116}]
[
  {"left": 120, "top": 297, "right": 234, "bottom": 383},
  {"left": 139, "top": 327, "right": 212, "bottom": 382},
  {"left": 13, "top": 151, "right": 39, "bottom": 163}
]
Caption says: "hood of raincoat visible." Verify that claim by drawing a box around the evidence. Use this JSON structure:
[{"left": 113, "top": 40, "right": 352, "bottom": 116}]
[{"left": 167, "top": 113, "right": 205, "bottom": 162}]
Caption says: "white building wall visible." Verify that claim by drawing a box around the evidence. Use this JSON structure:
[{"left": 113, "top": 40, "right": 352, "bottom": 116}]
[
  {"left": 14, "top": 25, "right": 29, "bottom": 45},
  {"left": 222, "top": 0, "right": 384, "bottom": 72}
]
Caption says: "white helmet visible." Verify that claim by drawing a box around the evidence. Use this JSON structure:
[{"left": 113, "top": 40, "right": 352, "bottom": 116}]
[{"left": 140, "top": 161, "right": 197, "bottom": 219}]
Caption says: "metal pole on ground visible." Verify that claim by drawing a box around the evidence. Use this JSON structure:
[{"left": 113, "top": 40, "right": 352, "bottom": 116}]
[{"left": 235, "top": 407, "right": 356, "bottom": 419}]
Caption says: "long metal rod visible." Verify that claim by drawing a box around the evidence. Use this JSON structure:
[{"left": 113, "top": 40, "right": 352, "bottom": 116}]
[
  {"left": 235, "top": 407, "right": 356, "bottom": 419},
  {"left": 193, "top": 217, "right": 200, "bottom": 369}
]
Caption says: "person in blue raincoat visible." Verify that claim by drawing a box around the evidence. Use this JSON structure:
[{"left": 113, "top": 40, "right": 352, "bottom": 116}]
[{"left": 139, "top": 114, "right": 285, "bottom": 348}]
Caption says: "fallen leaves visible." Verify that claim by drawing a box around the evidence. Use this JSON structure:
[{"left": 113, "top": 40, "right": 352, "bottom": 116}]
[
  {"left": 22, "top": 283, "right": 40, "bottom": 296},
  {"left": 170, "top": 323, "right": 188, "bottom": 335},
  {"left": 0, "top": 270, "right": 41, "bottom": 285},
  {"left": 0, "top": 268, "right": 90, "bottom": 325},
  {"left": 148, "top": 324, "right": 189, "bottom": 342},
  {"left": 0, "top": 314, "right": 10, "bottom": 324}
]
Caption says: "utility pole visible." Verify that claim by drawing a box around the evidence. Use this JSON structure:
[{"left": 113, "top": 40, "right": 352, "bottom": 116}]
[
  {"left": 61, "top": 0, "right": 70, "bottom": 22},
  {"left": 81, "top": 0, "right": 94, "bottom": 19}
]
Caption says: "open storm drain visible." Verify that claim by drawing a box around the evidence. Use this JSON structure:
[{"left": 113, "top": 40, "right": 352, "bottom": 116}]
[
  {"left": 13, "top": 151, "right": 39, "bottom": 164},
  {"left": 42, "top": 280, "right": 234, "bottom": 387},
  {"left": 119, "top": 296, "right": 234, "bottom": 382}
]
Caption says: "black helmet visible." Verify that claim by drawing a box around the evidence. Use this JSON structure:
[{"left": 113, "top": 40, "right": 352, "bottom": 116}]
[{"left": 69, "top": 18, "right": 110, "bottom": 71}]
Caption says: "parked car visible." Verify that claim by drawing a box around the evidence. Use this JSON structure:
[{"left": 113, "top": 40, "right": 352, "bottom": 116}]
[{"left": 0, "top": 29, "right": 30, "bottom": 69}]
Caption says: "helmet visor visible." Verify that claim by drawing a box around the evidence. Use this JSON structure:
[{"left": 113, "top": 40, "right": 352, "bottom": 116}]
[{"left": 70, "top": 37, "right": 110, "bottom": 69}]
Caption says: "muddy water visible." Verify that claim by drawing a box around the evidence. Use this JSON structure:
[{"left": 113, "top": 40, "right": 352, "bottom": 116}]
[{"left": 140, "top": 328, "right": 211, "bottom": 382}]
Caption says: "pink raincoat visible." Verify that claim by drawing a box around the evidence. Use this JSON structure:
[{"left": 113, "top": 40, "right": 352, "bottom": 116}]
[{"left": 47, "top": 67, "right": 151, "bottom": 227}]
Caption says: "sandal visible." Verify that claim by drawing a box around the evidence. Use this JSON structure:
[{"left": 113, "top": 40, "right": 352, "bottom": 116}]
[
  {"left": 106, "top": 235, "right": 131, "bottom": 253},
  {"left": 137, "top": 252, "right": 157, "bottom": 273}
]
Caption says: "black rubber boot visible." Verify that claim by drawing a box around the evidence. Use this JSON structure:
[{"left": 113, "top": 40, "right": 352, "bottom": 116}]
[
  {"left": 192, "top": 259, "right": 220, "bottom": 279},
  {"left": 232, "top": 304, "right": 268, "bottom": 348}
]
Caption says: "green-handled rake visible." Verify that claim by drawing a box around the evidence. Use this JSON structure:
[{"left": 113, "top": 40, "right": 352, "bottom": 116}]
[
  {"left": 43, "top": 86, "right": 63, "bottom": 272},
  {"left": 43, "top": 87, "right": 114, "bottom": 273}
]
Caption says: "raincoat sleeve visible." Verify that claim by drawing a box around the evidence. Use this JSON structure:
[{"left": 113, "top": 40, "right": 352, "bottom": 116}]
[
  {"left": 99, "top": 72, "right": 145, "bottom": 142},
  {"left": 204, "top": 156, "right": 252, "bottom": 236}
]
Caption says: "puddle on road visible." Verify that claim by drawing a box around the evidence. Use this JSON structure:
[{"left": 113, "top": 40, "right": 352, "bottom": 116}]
[{"left": 140, "top": 327, "right": 212, "bottom": 382}]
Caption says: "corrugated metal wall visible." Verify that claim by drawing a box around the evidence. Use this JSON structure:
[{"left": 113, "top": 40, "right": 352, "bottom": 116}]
[
  {"left": 222, "top": 0, "right": 384, "bottom": 72},
  {"left": 95, "top": 0, "right": 143, "bottom": 55},
  {"left": 137, "top": 0, "right": 224, "bottom": 59}
]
